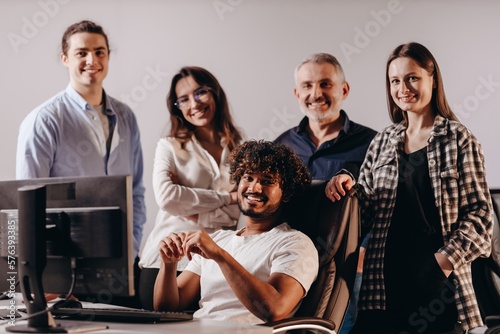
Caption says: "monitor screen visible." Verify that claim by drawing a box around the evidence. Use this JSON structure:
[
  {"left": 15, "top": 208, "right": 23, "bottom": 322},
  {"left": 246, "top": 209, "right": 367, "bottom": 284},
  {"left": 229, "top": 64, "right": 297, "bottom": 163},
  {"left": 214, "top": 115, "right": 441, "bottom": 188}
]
[{"left": 0, "top": 175, "right": 134, "bottom": 303}]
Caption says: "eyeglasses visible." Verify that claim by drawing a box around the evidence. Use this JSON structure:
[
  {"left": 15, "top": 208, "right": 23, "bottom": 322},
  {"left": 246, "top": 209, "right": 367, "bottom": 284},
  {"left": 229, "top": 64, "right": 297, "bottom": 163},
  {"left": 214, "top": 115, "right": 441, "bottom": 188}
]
[{"left": 174, "top": 87, "right": 212, "bottom": 111}]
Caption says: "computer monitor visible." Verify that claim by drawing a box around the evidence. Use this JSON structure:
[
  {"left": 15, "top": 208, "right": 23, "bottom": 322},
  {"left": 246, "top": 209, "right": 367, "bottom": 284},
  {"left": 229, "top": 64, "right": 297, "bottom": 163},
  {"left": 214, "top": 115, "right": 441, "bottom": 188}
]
[{"left": 0, "top": 175, "right": 135, "bottom": 303}]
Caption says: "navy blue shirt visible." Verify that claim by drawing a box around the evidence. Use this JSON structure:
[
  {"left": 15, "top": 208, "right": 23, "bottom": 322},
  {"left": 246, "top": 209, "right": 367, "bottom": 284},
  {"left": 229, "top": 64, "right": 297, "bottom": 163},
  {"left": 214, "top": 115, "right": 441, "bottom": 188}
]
[{"left": 275, "top": 110, "right": 376, "bottom": 180}]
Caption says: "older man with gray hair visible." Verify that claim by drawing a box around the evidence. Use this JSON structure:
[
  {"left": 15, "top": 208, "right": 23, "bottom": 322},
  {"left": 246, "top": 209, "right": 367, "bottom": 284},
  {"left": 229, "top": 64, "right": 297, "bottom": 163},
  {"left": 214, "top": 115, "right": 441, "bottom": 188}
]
[
  {"left": 275, "top": 52, "right": 376, "bottom": 181},
  {"left": 275, "top": 53, "right": 376, "bottom": 333}
]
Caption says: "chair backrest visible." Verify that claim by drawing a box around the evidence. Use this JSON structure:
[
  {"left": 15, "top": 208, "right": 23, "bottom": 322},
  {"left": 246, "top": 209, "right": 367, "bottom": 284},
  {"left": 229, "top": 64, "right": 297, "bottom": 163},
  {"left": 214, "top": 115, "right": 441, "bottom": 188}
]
[
  {"left": 472, "top": 188, "right": 500, "bottom": 321},
  {"left": 283, "top": 181, "right": 360, "bottom": 328}
]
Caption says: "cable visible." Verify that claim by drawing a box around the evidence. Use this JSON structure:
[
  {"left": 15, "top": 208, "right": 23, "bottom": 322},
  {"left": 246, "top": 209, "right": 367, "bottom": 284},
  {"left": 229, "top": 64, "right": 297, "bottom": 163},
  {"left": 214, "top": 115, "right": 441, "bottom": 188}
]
[
  {"left": 0, "top": 257, "right": 77, "bottom": 327},
  {"left": 52, "top": 257, "right": 77, "bottom": 309}
]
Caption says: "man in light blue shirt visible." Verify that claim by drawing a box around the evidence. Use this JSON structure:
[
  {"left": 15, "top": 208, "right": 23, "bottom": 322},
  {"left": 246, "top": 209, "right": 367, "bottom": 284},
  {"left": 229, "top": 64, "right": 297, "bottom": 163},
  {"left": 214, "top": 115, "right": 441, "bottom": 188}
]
[{"left": 16, "top": 20, "right": 146, "bottom": 262}]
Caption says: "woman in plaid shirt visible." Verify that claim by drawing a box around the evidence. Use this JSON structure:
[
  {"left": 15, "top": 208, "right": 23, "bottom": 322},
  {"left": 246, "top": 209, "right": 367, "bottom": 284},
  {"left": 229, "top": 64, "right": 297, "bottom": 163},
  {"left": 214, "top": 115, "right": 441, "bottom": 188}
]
[{"left": 326, "top": 42, "right": 494, "bottom": 334}]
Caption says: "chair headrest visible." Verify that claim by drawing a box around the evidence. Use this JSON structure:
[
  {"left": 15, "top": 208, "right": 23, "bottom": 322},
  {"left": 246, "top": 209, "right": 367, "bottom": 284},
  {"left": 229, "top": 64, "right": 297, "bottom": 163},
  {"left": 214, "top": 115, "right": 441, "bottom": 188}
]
[{"left": 283, "top": 182, "right": 358, "bottom": 265}]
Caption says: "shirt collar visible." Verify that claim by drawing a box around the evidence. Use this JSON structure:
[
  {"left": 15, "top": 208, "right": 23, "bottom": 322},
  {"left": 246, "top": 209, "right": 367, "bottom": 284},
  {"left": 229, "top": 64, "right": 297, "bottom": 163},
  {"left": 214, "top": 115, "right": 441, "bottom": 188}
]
[
  {"left": 391, "top": 115, "right": 449, "bottom": 143},
  {"left": 101, "top": 90, "right": 116, "bottom": 116},
  {"left": 297, "top": 109, "right": 350, "bottom": 134},
  {"left": 340, "top": 110, "right": 351, "bottom": 133},
  {"left": 431, "top": 115, "right": 448, "bottom": 137},
  {"left": 65, "top": 84, "right": 89, "bottom": 110},
  {"left": 65, "top": 84, "right": 116, "bottom": 116},
  {"left": 297, "top": 116, "right": 310, "bottom": 134}
]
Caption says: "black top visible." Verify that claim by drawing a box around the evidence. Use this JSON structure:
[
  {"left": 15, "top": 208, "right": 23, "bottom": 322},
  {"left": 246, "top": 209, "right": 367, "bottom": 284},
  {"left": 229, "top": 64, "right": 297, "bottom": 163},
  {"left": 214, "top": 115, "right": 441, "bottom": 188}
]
[
  {"left": 387, "top": 146, "right": 443, "bottom": 254},
  {"left": 384, "top": 146, "right": 444, "bottom": 308}
]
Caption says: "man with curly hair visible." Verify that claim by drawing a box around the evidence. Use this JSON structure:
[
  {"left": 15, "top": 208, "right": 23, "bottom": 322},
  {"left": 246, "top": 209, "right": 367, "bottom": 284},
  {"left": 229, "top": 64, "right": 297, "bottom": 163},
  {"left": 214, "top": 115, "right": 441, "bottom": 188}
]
[{"left": 152, "top": 140, "right": 319, "bottom": 324}]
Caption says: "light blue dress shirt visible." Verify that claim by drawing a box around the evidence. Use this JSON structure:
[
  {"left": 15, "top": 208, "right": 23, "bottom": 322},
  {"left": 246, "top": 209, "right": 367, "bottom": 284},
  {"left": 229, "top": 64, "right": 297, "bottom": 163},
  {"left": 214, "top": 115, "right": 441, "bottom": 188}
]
[{"left": 16, "top": 84, "right": 146, "bottom": 258}]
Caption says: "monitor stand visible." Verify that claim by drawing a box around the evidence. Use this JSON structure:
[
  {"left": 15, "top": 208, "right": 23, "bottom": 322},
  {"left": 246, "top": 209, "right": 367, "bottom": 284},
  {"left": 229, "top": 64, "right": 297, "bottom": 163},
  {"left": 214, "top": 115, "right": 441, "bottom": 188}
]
[{"left": 6, "top": 185, "right": 107, "bottom": 333}]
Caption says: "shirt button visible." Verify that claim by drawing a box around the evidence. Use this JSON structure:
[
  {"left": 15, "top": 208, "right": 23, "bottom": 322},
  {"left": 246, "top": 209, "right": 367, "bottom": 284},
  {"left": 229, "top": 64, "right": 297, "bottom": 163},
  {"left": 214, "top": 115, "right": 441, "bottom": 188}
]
[{"left": 429, "top": 159, "right": 436, "bottom": 167}]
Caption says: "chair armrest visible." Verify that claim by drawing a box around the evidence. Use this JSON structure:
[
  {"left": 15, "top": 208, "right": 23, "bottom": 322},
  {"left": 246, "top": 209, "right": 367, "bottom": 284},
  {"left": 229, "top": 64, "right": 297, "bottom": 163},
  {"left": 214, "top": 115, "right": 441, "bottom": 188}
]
[
  {"left": 261, "top": 316, "right": 336, "bottom": 334},
  {"left": 486, "top": 315, "right": 500, "bottom": 328}
]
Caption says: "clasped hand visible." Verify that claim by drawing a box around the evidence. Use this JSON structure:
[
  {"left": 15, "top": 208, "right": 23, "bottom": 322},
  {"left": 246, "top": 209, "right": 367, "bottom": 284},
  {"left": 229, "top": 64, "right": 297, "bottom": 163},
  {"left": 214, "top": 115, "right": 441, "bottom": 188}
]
[{"left": 158, "top": 230, "right": 221, "bottom": 264}]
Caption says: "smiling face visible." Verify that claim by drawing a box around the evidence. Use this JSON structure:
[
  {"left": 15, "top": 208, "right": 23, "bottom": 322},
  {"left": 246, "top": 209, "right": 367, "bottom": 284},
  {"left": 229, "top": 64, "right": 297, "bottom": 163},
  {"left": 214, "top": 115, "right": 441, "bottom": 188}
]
[
  {"left": 174, "top": 75, "right": 216, "bottom": 129},
  {"left": 388, "top": 57, "right": 435, "bottom": 116},
  {"left": 294, "top": 61, "right": 349, "bottom": 125},
  {"left": 61, "top": 32, "right": 109, "bottom": 93},
  {"left": 237, "top": 172, "right": 283, "bottom": 221}
]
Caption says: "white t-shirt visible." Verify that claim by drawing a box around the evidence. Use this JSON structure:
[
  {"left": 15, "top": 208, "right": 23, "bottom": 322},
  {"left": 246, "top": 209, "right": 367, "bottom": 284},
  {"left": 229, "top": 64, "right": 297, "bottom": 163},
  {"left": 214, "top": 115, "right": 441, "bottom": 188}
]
[{"left": 184, "top": 223, "right": 319, "bottom": 324}]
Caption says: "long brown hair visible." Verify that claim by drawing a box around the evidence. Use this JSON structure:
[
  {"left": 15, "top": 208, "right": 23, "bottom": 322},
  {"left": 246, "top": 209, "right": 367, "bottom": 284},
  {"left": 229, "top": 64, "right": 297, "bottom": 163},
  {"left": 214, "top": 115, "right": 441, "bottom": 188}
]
[
  {"left": 386, "top": 42, "right": 458, "bottom": 124},
  {"left": 166, "top": 66, "right": 242, "bottom": 151}
]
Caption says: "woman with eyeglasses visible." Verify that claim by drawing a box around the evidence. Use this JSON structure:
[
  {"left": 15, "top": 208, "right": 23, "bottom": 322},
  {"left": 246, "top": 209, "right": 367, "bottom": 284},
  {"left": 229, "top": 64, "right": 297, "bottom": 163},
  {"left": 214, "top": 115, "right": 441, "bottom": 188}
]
[{"left": 139, "top": 66, "right": 243, "bottom": 310}]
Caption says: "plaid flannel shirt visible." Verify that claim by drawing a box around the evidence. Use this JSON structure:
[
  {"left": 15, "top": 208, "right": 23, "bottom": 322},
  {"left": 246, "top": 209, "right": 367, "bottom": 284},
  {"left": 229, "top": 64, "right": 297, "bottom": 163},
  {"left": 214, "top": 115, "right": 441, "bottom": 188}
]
[{"left": 356, "top": 116, "right": 493, "bottom": 330}]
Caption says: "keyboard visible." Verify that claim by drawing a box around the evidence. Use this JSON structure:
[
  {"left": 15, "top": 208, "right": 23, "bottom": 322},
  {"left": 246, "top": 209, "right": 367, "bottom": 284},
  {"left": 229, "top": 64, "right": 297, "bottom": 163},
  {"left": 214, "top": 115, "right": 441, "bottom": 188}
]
[{"left": 51, "top": 307, "right": 193, "bottom": 323}]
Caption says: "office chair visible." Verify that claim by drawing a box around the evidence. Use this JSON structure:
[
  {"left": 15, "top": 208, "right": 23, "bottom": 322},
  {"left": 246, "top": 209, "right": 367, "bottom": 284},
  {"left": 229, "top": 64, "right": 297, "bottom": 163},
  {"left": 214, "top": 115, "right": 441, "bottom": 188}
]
[
  {"left": 472, "top": 189, "right": 500, "bottom": 332},
  {"left": 263, "top": 182, "right": 360, "bottom": 334}
]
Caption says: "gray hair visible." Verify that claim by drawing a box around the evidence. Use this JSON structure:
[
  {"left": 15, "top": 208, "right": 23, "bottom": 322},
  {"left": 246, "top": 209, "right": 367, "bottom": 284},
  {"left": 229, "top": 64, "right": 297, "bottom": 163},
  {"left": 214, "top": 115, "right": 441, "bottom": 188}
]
[{"left": 294, "top": 53, "right": 346, "bottom": 83}]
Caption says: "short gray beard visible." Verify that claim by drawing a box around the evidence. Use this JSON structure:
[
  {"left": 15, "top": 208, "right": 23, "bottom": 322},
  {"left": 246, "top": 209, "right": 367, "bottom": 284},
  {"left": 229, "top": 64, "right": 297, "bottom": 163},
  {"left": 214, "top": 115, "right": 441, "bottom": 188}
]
[{"left": 300, "top": 106, "right": 336, "bottom": 123}]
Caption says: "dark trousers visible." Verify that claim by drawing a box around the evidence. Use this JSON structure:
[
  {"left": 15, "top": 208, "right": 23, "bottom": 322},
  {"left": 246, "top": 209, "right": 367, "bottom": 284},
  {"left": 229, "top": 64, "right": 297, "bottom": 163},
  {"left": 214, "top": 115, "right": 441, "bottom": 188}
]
[{"left": 350, "top": 264, "right": 459, "bottom": 334}]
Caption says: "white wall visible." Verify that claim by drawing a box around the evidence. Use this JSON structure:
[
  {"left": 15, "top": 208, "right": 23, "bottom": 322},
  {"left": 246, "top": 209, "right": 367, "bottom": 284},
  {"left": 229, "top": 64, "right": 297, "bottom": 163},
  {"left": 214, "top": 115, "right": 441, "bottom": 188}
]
[{"left": 2, "top": 0, "right": 499, "bottom": 253}]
